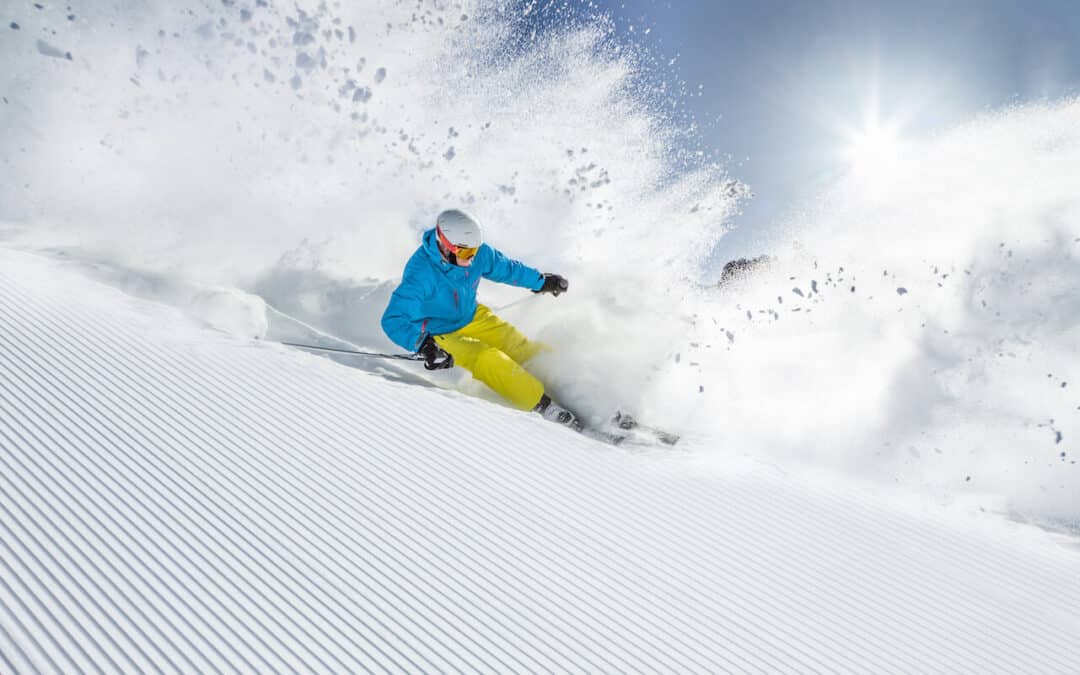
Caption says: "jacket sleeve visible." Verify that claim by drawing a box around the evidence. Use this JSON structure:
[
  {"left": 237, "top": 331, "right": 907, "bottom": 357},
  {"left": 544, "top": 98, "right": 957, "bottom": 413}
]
[
  {"left": 481, "top": 245, "right": 544, "bottom": 291},
  {"left": 381, "top": 262, "right": 432, "bottom": 352}
]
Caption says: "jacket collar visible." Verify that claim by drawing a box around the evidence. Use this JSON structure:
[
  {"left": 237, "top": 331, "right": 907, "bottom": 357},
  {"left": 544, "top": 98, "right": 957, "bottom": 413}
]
[
  {"left": 423, "top": 227, "right": 470, "bottom": 274},
  {"left": 422, "top": 228, "right": 449, "bottom": 267}
]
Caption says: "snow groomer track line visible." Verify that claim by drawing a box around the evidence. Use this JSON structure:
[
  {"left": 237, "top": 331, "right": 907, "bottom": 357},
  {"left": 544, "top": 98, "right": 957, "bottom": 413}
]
[{"left": 1, "top": 247, "right": 1079, "bottom": 673}]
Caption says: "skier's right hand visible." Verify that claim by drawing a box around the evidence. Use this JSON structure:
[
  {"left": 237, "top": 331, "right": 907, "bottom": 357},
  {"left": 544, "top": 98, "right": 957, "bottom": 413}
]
[
  {"left": 418, "top": 335, "right": 454, "bottom": 370},
  {"left": 535, "top": 273, "right": 569, "bottom": 296}
]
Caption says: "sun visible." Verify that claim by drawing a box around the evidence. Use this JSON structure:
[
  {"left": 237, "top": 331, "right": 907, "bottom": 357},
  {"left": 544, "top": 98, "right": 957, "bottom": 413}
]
[{"left": 843, "top": 119, "right": 905, "bottom": 185}]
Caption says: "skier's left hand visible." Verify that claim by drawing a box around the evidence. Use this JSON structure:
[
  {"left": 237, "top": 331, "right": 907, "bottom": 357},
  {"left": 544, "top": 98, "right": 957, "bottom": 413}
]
[
  {"left": 535, "top": 273, "right": 569, "bottom": 297},
  {"left": 418, "top": 335, "right": 454, "bottom": 370}
]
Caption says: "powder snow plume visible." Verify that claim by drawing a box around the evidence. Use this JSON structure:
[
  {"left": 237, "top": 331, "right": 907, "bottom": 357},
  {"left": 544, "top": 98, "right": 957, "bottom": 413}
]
[
  {"left": 655, "top": 99, "right": 1080, "bottom": 531},
  {"left": 0, "top": 0, "right": 740, "bottom": 405},
  {"left": 0, "top": 1, "right": 737, "bottom": 291}
]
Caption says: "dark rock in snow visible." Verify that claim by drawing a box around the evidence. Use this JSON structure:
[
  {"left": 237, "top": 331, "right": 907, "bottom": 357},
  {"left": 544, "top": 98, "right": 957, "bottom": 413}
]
[
  {"left": 717, "top": 255, "right": 771, "bottom": 286},
  {"left": 374, "top": 67, "right": 386, "bottom": 84},
  {"left": 10, "top": 22, "right": 20, "bottom": 30},
  {"left": 896, "top": 287, "right": 908, "bottom": 296}
]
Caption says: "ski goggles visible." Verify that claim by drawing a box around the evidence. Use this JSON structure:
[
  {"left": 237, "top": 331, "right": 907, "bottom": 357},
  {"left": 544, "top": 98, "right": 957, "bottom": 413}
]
[{"left": 436, "top": 227, "right": 479, "bottom": 264}]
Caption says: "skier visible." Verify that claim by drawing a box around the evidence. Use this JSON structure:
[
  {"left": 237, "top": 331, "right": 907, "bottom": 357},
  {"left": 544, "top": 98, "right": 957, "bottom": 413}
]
[{"left": 381, "top": 209, "right": 580, "bottom": 429}]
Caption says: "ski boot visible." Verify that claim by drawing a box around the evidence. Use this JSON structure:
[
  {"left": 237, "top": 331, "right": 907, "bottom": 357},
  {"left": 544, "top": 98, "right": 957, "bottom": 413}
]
[{"left": 533, "top": 394, "right": 584, "bottom": 432}]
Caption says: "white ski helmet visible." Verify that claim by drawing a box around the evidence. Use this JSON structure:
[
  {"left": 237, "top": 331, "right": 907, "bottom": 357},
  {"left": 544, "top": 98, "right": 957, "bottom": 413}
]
[{"left": 435, "top": 209, "right": 484, "bottom": 265}]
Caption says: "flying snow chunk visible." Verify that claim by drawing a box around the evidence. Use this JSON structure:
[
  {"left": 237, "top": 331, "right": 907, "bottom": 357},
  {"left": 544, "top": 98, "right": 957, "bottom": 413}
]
[
  {"left": 296, "top": 52, "right": 316, "bottom": 72},
  {"left": 444, "top": 146, "right": 456, "bottom": 161},
  {"left": 374, "top": 67, "right": 386, "bottom": 84},
  {"left": 36, "top": 40, "right": 73, "bottom": 60}
]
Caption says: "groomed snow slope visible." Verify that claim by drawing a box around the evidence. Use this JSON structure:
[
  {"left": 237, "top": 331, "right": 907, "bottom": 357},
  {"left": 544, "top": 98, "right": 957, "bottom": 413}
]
[{"left": 2, "top": 246, "right": 1079, "bottom": 674}]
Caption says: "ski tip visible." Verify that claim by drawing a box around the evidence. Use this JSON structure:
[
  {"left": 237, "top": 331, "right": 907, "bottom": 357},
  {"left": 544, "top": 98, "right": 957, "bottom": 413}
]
[{"left": 612, "top": 411, "right": 680, "bottom": 445}]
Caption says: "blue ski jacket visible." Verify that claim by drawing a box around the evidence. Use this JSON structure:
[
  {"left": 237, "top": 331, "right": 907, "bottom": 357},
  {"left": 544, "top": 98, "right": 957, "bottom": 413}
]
[{"left": 381, "top": 228, "right": 545, "bottom": 351}]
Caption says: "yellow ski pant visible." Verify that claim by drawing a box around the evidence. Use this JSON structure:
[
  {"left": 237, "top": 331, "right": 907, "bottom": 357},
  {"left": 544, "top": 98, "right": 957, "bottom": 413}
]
[{"left": 434, "top": 304, "right": 546, "bottom": 411}]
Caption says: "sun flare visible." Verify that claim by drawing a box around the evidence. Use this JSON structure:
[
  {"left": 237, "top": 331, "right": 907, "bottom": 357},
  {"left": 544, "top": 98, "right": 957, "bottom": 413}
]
[{"left": 844, "top": 121, "right": 905, "bottom": 182}]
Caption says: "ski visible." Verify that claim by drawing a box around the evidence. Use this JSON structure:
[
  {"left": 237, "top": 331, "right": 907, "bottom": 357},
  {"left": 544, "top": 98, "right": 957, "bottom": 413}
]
[
  {"left": 583, "top": 429, "right": 629, "bottom": 446},
  {"left": 611, "top": 412, "right": 681, "bottom": 446},
  {"left": 578, "top": 412, "right": 680, "bottom": 447}
]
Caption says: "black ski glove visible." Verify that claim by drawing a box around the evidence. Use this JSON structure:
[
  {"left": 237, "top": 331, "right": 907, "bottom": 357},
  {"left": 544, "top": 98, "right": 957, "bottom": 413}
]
[
  {"left": 534, "top": 273, "right": 569, "bottom": 297},
  {"left": 418, "top": 335, "right": 454, "bottom": 370}
]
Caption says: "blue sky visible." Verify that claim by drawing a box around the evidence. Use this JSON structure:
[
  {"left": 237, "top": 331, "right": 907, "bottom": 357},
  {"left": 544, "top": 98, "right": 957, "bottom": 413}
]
[{"left": 590, "top": 0, "right": 1080, "bottom": 260}]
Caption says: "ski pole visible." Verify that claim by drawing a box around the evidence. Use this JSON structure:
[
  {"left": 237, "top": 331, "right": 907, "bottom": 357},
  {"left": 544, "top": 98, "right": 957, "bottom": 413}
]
[
  {"left": 280, "top": 341, "right": 423, "bottom": 361},
  {"left": 263, "top": 302, "right": 423, "bottom": 362},
  {"left": 492, "top": 293, "right": 539, "bottom": 313}
]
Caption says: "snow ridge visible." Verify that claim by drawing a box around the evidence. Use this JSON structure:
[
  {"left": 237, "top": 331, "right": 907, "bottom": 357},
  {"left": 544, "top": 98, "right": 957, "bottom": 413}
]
[{"left": 2, "top": 248, "right": 1079, "bottom": 673}]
